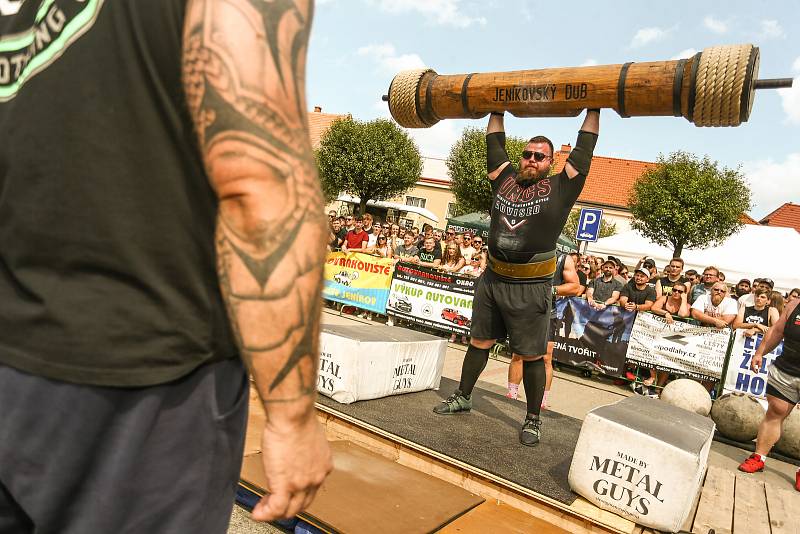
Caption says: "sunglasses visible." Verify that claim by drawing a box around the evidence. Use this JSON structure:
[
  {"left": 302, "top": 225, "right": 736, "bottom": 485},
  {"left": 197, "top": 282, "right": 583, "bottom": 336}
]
[
  {"left": 379, "top": 237, "right": 387, "bottom": 241},
  {"left": 671, "top": 288, "right": 685, "bottom": 294},
  {"left": 521, "top": 150, "right": 549, "bottom": 162},
  {"left": 473, "top": 240, "right": 482, "bottom": 244}
]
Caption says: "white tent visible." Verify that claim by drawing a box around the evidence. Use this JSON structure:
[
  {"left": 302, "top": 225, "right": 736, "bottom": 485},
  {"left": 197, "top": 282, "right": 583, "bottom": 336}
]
[
  {"left": 335, "top": 194, "right": 439, "bottom": 223},
  {"left": 587, "top": 225, "right": 800, "bottom": 294}
]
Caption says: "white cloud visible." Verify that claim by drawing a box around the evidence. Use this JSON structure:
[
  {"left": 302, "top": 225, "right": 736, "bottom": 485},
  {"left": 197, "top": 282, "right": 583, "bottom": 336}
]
[
  {"left": 742, "top": 153, "right": 800, "bottom": 218},
  {"left": 368, "top": 0, "right": 486, "bottom": 28},
  {"left": 580, "top": 59, "right": 598, "bottom": 67},
  {"left": 630, "top": 26, "right": 670, "bottom": 48},
  {"left": 759, "top": 19, "right": 785, "bottom": 39},
  {"left": 358, "top": 43, "right": 426, "bottom": 74},
  {"left": 703, "top": 15, "right": 728, "bottom": 34},
  {"left": 407, "top": 120, "right": 463, "bottom": 158},
  {"left": 671, "top": 48, "right": 698, "bottom": 60},
  {"left": 778, "top": 76, "right": 800, "bottom": 123},
  {"left": 793, "top": 56, "right": 800, "bottom": 72}
]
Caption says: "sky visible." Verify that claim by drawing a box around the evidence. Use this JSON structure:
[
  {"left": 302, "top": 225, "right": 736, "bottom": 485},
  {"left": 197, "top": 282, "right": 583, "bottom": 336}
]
[{"left": 307, "top": 0, "right": 800, "bottom": 219}]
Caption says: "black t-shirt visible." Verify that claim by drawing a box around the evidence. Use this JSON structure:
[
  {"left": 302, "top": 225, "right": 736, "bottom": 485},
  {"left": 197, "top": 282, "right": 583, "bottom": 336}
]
[
  {"left": 416, "top": 246, "right": 442, "bottom": 264},
  {"left": 620, "top": 281, "right": 657, "bottom": 305},
  {"left": 487, "top": 134, "right": 586, "bottom": 263},
  {"left": 657, "top": 275, "right": 688, "bottom": 296},
  {"left": 0, "top": 1, "right": 237, "bottom": 386},
  {"left": 743, "top": 306, "right": 770, "bottom": 326},
  {"left": 576, "top": 269, "right": 588, "bottom": 288}
]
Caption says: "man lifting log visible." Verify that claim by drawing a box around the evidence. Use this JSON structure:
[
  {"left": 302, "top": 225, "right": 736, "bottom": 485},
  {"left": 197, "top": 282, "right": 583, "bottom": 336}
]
[{"left": 433, "top": 110, "right": 599, "bottom": 447}]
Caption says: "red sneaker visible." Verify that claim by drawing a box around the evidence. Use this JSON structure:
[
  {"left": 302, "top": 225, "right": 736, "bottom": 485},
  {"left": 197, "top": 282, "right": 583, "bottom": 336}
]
[
  {"left": 625, "top": 371, "right": 636, "bottom": 381},
  {"left": 738, "top": 453, "right": 765, "bottom": 473}
]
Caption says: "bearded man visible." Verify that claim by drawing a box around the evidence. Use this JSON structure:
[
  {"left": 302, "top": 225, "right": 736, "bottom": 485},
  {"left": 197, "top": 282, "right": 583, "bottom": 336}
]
[{"left": 433, "top": 109, "right": 600, "bottom": 447}]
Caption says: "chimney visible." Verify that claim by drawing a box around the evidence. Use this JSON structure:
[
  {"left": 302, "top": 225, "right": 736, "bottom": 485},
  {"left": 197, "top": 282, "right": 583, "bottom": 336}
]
[
  {"left": 313, "top": 106, "right": 322, "bottom": 113},
  {"left": 560, "top": 143, "right": 572, "bottom": 153}
]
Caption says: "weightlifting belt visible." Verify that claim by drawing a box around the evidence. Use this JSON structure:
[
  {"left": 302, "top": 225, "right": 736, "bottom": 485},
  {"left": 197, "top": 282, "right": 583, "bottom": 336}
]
[{"left": 487, "top": 250, "right": 557, "bottom": 280}]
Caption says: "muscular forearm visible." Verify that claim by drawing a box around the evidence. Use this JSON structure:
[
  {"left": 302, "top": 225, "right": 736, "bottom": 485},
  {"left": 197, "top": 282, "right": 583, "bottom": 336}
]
[
  {"left": 580, "top": 109, "right": 600, "bottom": 134},
  {"left": 186, "top": 0, "right": 326, "bottom": 424},
  {"left": 487, "top": 111, "right": 505, "bottom": 134}
]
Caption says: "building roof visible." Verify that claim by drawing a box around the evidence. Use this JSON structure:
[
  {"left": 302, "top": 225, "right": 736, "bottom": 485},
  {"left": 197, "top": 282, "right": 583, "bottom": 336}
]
[
  {"left": 759, "top": 202, "right": 800, "bottom": 232},
  {"left": 308, "top": 107, "right": 348, "bottom": 148},
  {"left": 552, "top": 144, "right": 656, "bottom": 209},
  {"left": 740, "top": 212, "right": 760, "bottom": 225}
]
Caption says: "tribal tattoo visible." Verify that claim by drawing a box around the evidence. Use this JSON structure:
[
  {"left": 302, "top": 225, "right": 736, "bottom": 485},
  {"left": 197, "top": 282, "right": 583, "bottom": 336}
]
[{"left": 183, "top": 0, "right": 327, "bottom": 408}]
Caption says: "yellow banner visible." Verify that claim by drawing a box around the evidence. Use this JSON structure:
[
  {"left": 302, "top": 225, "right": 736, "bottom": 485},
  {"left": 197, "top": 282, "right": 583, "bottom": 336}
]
[{"left": 322, "top": 252, "right": 395, "bottom": 312}]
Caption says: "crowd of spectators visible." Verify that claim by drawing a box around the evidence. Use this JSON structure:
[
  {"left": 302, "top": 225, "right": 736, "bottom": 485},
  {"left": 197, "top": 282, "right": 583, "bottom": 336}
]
[{"left": 326, "top": 212, "right": 800, "bottom": 392}]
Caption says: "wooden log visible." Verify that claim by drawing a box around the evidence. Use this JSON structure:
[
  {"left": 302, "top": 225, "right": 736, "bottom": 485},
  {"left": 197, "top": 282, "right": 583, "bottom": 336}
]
[
  {"left": 733, "top": 474, "right": 770, "bottom": 534},
  {"left": 386, "top": 44, "right": 764, "bottom": 128}
]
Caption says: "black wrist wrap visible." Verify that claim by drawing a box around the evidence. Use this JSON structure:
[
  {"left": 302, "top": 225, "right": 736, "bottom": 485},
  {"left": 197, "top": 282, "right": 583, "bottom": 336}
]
[
  {"left": 566, "top": 130, "right": 598, "bottom": 176},
  {"left": 486, "top": 132, "right": 509, "bottom": 173}
]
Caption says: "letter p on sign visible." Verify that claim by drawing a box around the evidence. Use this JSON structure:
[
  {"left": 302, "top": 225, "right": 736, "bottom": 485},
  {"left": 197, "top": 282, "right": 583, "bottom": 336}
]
[{"left": 576, "top": 208, "right": 603, "bottom": 243}]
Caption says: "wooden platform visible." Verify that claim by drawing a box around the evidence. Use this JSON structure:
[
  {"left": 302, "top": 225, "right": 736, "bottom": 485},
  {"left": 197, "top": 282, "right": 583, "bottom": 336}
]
[{"left": 243, "top": 388, "right": 800, "bottom": 533}]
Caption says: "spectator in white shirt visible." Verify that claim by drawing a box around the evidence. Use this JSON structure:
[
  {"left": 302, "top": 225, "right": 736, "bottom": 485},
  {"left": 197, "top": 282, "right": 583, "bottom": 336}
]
[{"left": 691, "top": 282, "right": 738, "bottom": 329}]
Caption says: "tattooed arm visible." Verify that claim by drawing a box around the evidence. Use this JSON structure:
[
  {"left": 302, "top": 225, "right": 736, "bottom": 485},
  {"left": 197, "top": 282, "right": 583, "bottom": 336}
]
[{"left": 183, "top": 0, "right": 331, "bottom": 521}]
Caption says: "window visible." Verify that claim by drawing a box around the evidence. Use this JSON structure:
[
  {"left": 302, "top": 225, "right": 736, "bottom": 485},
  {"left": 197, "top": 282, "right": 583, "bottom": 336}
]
[
  {"left": 405, "top": 196, "right": 426, "bottom": 209},
  {"left": 446, "top": 202, "right": 456, "bottom": 220}
]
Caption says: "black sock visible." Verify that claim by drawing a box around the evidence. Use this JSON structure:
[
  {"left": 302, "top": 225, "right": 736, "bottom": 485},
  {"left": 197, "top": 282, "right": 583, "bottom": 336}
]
[
  {"left": 523, "top": 358, "right": 546, "bottom": 417},
  {"left": 458, "top": 345, "right": 490, "bottom": 397}
]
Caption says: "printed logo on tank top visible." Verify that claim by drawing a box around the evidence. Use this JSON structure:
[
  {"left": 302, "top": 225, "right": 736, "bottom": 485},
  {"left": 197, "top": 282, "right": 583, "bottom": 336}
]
[
  {"left": 0, "top": 0, "right": 104, "bottom": 101},
  {"left": 493, "top": 175, "right": 552, "bottom": 232}
]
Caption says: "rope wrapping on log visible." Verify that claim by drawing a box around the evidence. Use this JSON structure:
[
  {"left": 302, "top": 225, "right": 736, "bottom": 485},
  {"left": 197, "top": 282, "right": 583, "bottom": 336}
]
[
  {"left": 693, "top": 44, "right": 751, "bottom": 127},
  {"left": 387, "top": 69, "right": 435, "bottom": 128}
]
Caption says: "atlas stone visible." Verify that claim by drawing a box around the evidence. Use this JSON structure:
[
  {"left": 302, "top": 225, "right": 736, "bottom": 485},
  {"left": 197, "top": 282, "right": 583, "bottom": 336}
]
[
  {"left": 659, "top": 379, "right": 712, "bottom": 417},
  {"left": 710, "top": 392, "right": 765, "bottom": 442},
  {"left": 774, "top": 408, "right": 800, "bottom": 460}
]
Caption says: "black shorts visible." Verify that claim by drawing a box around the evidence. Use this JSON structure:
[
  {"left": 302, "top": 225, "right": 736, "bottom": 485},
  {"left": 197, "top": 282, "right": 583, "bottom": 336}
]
[{"left": 470, "top": 269, "right": 552, "bottom": 356}]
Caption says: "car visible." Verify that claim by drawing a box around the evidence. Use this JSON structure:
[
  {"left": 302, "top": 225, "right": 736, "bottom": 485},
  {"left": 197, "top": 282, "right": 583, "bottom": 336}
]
[
  {"left": 389, "top": 294, "right": 413, "bottom": 313},
  {"left": 441, "top": 308, "right": 471, "bottom": 327}
]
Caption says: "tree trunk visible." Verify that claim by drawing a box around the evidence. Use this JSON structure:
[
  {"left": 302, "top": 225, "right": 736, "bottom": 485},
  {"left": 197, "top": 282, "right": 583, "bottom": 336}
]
[
  {"left": 672, "top": 241, "right": 684, "bottom": 258},
  {"left": 359, "top": 199, "right": 368, "bottom": 216}
]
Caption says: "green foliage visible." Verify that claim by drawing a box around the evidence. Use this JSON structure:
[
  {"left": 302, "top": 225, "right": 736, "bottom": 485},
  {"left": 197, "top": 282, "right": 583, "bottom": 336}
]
[
  {"left": 628, "top": 151, "right": 752, "bottom": 257},
  {"left": 446, "top": 127, "right": 530, "bottom": 214},
  {"left": 563, "top": 209, "right": 617, "bottom": 241},
  {"left": 316, "top": 117, "right": 422, "bottom": 212}
]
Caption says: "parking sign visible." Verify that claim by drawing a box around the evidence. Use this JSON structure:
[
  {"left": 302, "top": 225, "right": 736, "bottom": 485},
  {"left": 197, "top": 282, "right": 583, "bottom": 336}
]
[{"left": 576, "top": 208, "right": 603, "bottom": 242}]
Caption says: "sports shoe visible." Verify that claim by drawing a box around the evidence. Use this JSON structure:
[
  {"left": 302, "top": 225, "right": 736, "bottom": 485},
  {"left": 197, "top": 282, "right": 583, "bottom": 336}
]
[
  {"left": 433, "top": 390, "right": 472, "bottom": 415},
  {"left": 630, "top": 382, "right": 646, "bottom": 395},
  {"left": 520, "top": 415, "right": 541, "bottom": 446},
  {"left": 738, "top": 453, "right": 765, "bottom": 473}
]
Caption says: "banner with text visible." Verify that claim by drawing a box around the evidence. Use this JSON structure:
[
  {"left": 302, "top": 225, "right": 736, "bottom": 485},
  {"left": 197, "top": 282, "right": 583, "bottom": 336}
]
[
  {"left": 322, "top": 252, "right": 394, "bottom": 314},
  {"left": 626, "top": 313, "right": 731, "bottom": 381},
  {"left": 551, "top": 298, "right": 636, "bottom": 378},
  {"left": 722, "top": 331, "right": 784, "bottom": 407},
  {"left": 386, "top": 262, "right": 476, "bottom": 335}
]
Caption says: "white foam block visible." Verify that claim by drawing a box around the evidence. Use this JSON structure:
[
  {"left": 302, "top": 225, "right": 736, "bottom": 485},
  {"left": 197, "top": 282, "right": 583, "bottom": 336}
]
[
  {"left": 568, "top": 396, "right": 715, "bottom": 533},
  {"left": 317, "top": 324, "right": 447, "bottom": 404}
]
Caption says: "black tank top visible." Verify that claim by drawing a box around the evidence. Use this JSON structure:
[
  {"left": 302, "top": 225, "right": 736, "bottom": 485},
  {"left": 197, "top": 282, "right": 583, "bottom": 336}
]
[
  {"left": 0, "top": 1, "right": 237, "bottom": 386},
  {"left": 743, "top": 306, "right": 769, "bottom": 326},
  {"left": 775, "top": 302, "right": 800, "bottom": 376}
]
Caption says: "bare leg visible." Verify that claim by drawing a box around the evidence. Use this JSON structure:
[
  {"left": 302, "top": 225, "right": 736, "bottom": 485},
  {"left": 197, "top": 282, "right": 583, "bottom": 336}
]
[{"left": 755, "top": 395, "right": 794, "bottom": 457}]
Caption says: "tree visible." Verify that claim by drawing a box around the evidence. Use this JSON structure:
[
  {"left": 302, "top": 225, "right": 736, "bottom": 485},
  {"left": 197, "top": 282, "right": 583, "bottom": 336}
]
[
  {"left": 627, "top": 151, "right": 751, "bottom": 257},
  {"left": 446, "top": 127, "right": 530, "bottom": 214},
  {"left": 562, "top": 209, "right": 617, "bottom": 242},
  {"left": 316, "top": 117, "right": 422, "bottom": 214}
]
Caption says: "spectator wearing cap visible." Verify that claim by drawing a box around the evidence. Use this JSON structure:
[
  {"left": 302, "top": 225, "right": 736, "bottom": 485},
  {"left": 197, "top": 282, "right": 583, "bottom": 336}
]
[
  {"left": 459, "top": 232, "right": 476, "bottom": 261},
  {"left": 739, "top": 278, "right": 774, "bottom": 309},
  {"left": 635, "top": 256, "right": 658, "bottom": 280},
  {"left": 619, "top": 268, "right": 657, "bottom": 313},
  {"left": 733, "top": 288, "right": 778, "bottom": 337},
  {"left": 586, "top": 259, "right": 623, "bottom": 309},
  {"left": 689, "top": 266, "right": 720, "bottom": 304},
  {"left": 733, "top": 278, "right": 752, "bottom": 301},
  {"left": 655, "top": 257, "right": 688, "bottom": 299},
  {"left": 691, "top": 282, "right": 737, "bottom": 329}
]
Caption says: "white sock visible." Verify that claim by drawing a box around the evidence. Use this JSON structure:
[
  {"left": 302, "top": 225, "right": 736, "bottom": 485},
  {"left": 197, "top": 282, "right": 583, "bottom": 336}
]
[{"left": 756, "top": 453, "right": 766, "bottom": 463}]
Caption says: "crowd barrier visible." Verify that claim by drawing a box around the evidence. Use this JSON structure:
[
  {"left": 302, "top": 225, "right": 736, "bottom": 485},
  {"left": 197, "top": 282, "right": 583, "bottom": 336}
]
[{"left": 322, "top": 252, "right": 785, "bottom": 395}]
